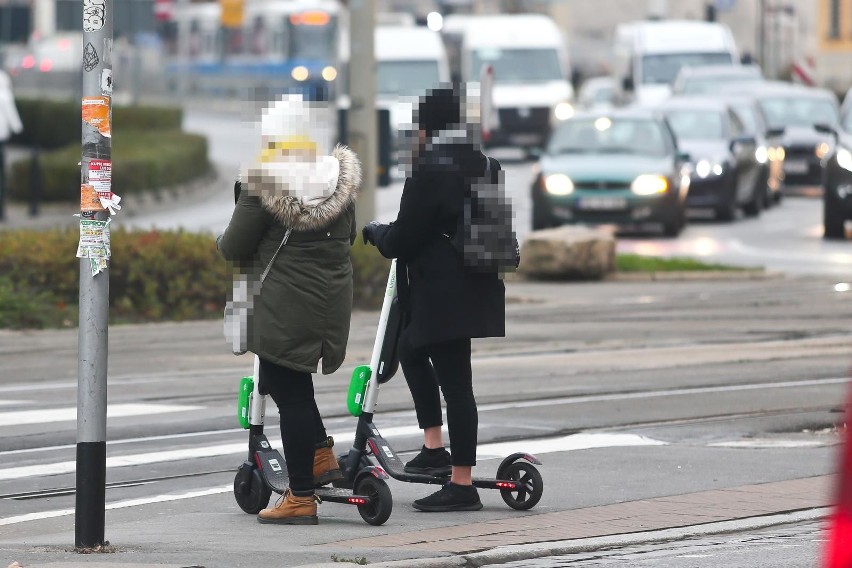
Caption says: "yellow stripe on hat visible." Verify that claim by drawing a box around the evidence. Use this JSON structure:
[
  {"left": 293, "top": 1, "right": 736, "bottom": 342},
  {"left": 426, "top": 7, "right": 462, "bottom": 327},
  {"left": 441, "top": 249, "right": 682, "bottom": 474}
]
[{"left": 260, "top": 135, "right": 318, "bottom": 162}]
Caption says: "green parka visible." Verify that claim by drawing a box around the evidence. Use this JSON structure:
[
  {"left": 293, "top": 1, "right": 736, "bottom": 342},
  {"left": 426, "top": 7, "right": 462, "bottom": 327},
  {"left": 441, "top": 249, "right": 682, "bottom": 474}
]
[{"left": 217, "top": 144, "right": 361, "bottom": 374}]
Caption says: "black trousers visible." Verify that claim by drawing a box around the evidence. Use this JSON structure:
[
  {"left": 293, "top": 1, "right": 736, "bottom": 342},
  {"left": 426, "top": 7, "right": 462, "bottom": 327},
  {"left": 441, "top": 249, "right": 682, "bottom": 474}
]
[
  {"left": 398, "top": 333, "right": 477, "bottom": 466},
  {"left": 258, "top": 358, "right": 328, "bottom": 494}
]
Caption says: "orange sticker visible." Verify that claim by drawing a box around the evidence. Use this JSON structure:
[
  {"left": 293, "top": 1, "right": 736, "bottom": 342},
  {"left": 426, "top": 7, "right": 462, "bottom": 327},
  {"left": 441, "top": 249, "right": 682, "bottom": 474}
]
[
  {"left": 82, "top": 96, "right": 111, "bottom": 138},
  {"left": 81, "top": 183, "right": 105, "bottom": 212}
]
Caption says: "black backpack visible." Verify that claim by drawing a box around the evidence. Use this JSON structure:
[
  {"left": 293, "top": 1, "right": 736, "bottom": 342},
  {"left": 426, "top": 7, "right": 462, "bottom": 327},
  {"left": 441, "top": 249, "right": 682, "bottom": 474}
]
[{"left": 450, "top": 156, "right": 520, "bottom": 274}]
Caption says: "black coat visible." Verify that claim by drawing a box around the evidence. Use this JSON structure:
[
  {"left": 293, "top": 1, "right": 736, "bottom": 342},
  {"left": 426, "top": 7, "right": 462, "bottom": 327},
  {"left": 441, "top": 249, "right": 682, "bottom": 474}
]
[{"left": 373, "top": 138, "right": 505, "bottom": 348}]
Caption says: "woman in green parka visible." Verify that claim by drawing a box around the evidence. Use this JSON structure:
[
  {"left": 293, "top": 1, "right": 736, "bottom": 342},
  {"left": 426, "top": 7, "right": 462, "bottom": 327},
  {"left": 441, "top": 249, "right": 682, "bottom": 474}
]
[{"left": 217, "top": 97, "right": 361, "bottom": 525}]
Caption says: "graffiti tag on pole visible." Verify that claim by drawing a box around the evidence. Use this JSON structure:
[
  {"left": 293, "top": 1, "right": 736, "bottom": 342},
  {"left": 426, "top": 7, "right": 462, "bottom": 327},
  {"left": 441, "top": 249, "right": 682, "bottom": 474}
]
[{"left": 83, "top": 42, "right": 100, "bottom": 72}]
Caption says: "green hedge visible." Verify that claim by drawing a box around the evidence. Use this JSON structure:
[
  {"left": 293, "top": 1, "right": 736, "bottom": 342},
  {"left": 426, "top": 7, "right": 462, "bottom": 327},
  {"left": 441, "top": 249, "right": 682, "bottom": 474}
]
[
  {"left": 0, "top": 229, "right": 391, "bottom": 329},
  {"left": 8, "top": 130, "right": 210, "bottom": 202},
  {"left": 10, "top": 98, "right": 183, "bottom": 149}
]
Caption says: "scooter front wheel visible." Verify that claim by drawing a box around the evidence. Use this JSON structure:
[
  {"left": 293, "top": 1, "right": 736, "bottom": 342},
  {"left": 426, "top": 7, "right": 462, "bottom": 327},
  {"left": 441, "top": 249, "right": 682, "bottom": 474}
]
[
  {"left": 355, "top": 476, "right": 393, "bottom": 526},
  {"left": 499, "top": 462, "right": 543, "bottom": 511},
  {"left": 234, "top": 463, "right": 272, "bottom": 514}
]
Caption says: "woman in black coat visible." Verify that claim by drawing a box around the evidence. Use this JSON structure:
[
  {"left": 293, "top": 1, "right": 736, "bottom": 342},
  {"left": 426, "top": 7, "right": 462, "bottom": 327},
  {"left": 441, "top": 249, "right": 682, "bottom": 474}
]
[{"left": 363, "top": 88, "right": 505, "bottom": 512}]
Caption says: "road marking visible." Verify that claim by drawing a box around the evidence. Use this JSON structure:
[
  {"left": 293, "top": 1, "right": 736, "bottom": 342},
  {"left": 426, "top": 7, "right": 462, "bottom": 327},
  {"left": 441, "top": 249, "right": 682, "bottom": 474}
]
[
  {"left": 709, "top": 439, "right": 830, "bottom": 449},
  {"left": 0, "top": 432, "right": 669, "bottom": 525},
  {"left": 0, "top": 403, "right": 202, "bottom": 428},
  {"left": 0, "top": 485, "right": 232, "bottom": 526},
  {"left": 0, "top": 400, "right": 30, "bottom": 407},
  {"left": 477, "top": 433, "right": 666, "bottom": 460},
  {"left": 477, "top": 376, "right": 850, "bottom": 412}
]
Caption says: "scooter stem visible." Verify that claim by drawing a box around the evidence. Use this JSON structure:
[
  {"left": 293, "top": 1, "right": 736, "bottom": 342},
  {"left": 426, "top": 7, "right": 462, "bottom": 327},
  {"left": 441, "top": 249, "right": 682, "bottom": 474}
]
[{"left": 362, "top": 259, "right": 397, "bottom": 415}]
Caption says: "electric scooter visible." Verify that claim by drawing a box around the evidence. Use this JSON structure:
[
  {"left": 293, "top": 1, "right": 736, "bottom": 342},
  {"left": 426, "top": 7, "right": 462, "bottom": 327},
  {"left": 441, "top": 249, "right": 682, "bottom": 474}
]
[
  {"left": 336, "top": 260, "right": 544, "bottom": 510},
  {"left": 232, "top": 355, "right": 394, "bottom": 525}
]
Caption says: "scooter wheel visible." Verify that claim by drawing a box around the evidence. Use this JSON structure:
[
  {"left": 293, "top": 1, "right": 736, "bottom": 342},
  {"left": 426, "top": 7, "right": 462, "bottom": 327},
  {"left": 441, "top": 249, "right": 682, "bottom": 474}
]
[
  {"left": 233, "top": 464, "right": 272, "bottom": 514},
  {"left": 499, "top": 462, "right": 543, "bottom": 511},
  {"left": 355, "top": 476, "right": 393, "bottom": 526}
]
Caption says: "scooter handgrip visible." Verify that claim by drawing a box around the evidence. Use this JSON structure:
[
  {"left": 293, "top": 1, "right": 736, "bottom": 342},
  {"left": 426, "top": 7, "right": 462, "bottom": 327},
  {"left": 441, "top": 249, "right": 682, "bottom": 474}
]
[{"left": 347, "top": 365, "right": 371, "bottom": 417}]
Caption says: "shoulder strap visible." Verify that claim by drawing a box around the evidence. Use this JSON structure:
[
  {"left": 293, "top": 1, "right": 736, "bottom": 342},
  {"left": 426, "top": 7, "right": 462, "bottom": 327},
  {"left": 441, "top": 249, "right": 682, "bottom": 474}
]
[{"left": 260, "top": 228, "right": 291, "bottom": 283}]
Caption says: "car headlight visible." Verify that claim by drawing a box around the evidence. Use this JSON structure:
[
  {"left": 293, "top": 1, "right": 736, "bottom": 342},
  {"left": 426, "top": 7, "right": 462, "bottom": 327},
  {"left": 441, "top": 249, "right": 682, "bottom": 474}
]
[
  {"left": 631, "top": 174, "right": 669, "bottom": 196},
  {"left": 837, "top": 147, "right": 852, "bottom": 172},
  {"left": 755, "top": 146, "right": 768, "bottom": 164},
  {"left": 816, "top": 142, "right": 832, "bottom": 160},
  {"left": 554, "top": 102, "right": 575, "bottom": 121},
  {"left": 695, "top": 160, "right": 724, "bottom": 179},
  {"left": 291, "top": 66, "right": 309, "bottom": 81},
  {"left": 544, "top": 174, "right": 575, "bottom": 195}
]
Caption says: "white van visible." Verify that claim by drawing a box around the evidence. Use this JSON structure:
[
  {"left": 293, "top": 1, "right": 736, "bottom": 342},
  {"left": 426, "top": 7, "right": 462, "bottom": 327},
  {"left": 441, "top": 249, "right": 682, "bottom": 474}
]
[
  {"left": 375, "top": 25, "right": 451, "bottom": 138},
  {"left": 612, "top": 20, "right": 739, "bottom": 105},
  {"left": 443, "top": 14, "right": 574, "bottom": 151}
]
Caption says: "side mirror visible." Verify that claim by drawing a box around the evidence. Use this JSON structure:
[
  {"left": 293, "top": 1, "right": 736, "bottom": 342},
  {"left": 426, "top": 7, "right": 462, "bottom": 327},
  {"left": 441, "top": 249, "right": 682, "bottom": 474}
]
[
  {"left": 622, "top": 76, "right": 635, "bottom": 92},
  {"left": 676, "top": 150, "right": 691, "bottom": 163},
  {"left": 528, "top": 147, "right": 544, "bottom": 160}
]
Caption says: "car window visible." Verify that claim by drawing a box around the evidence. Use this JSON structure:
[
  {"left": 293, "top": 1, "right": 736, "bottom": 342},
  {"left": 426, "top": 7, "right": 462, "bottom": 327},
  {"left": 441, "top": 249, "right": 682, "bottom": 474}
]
[
  {"left": 665, "top": 110, "right": 727, "bottom": 140},
  {"left": 469, "top": 48, "right": 563, "bottom": 83},
  {"left": 759, "top": 97, "right": 840, "bottom": 129},
  {"left": 548, "top": 118, "right": 669, "bottom": 157}
]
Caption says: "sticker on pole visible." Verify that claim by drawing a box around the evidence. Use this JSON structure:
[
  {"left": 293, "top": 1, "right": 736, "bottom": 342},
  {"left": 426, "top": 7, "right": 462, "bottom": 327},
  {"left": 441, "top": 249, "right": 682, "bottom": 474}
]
[
  {"left": 80, "top": 184, "right": 105, "bottom": 212},
  {"left": 83, "top": 0, "right": 106, "bottom": 32},
  {"left": 87, "top": 159, "right": 121, "bottom": 214},
  {"left": 76, "top": 218, "right": 111, "bottom": 276},
  {"left": 100, "top": 69, "right": 113, "bottom": 96},
  {"left": 82, "top": 97, "right": 111, "bottom": 138},
  {"left": 83, "top": 42, "right": 99, "bottom": 72}
]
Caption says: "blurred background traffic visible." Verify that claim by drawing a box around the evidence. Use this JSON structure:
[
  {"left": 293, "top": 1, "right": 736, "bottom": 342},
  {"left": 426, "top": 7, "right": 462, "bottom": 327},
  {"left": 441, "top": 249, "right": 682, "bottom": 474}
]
[{"left": 2, "top": 0, "right": 851, "bottom": 266}]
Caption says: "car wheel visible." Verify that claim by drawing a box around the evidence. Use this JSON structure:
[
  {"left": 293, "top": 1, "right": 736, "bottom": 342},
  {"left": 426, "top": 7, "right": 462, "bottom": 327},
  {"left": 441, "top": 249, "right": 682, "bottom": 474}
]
[
  {"left": 743, "top": 186, "right": 764, "bottom": 217},
  {"left": 532, "top": 191, "right": 556, "bottom": 231},
  {"left": 824, "top": 198, "right": 846, "bottom": 240},
  {"left": 715, "top": 201, "right": 737, "bottom": 222},
  {"left": 662, "top": 207, "right": 686, "bottom": 238}
]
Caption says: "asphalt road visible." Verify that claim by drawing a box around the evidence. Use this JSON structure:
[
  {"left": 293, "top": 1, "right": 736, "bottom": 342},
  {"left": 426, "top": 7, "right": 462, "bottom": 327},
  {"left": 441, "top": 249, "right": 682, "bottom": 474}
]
[{"left": 1, "top": 275, "right": 849, "bottom": 566}]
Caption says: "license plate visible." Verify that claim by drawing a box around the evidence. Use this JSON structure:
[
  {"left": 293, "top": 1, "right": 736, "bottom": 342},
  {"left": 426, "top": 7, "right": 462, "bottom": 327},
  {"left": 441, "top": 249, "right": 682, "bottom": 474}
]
[
  {"left": 785, "top": 160, "right": 809, "bottom": 174},
  {"left": 578, "top": 197, "right": 628, "bottom": 210}
]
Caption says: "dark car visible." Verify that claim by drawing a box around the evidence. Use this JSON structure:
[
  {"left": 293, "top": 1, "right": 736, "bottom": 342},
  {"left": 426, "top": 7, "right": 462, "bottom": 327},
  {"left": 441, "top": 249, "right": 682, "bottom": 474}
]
[
  {"left": 657, "top": 97, "right": 763, "bottom": 220},
  {"left": 719, "top": 93, "right": 786, "bottom": 207},
  {"left": 820, "top": 112, "right": 852, "bottom": 239},
  {"left": 530, "top": 109, "right": 690, "bottom": 237},
  {"left": 671, "top": 64, "right": 763, "bottom": 96},
  {"left": 725, "top": 82, "right": 840, "bottom": 188}
]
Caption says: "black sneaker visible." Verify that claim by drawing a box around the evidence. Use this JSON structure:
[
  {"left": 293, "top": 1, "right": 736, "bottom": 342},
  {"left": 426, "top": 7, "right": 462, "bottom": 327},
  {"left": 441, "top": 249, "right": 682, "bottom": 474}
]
[
  {"left": 404, "top": 446, "right": 452, "bottom": 477},
  {"left": 413, "top": 482, "right": 483, "bottom": 512}
]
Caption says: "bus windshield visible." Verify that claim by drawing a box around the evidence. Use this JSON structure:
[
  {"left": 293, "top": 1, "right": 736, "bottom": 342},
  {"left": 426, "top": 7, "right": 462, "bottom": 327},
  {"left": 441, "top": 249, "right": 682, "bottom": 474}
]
[
  {"left": 469, "top": 48, "right": 563, "bottom": 83},
  {"left": 289, "top": 17, "right": 337, "bottom": 61}
]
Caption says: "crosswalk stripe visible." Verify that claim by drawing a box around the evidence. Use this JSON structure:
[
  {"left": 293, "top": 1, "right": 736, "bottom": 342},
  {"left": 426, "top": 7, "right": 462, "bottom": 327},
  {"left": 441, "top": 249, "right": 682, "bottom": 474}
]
[
  {"left": 0, "top": 427, "right": 666, "bottom": 483},
  {"left": 0, "top": 403, "right": 202, "bottom": 428}
]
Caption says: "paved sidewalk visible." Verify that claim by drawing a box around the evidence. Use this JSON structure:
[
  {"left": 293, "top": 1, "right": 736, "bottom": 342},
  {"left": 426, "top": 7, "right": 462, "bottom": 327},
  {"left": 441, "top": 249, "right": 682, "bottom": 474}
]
[{"left": 5, "top": 475, "right": 833, "bottom": 568}]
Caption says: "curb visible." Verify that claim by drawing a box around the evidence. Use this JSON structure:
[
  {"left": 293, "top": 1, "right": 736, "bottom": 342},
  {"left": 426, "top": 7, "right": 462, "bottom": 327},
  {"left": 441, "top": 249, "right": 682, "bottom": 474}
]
[
  {"left": 606, "top": 269, "right": 781, "bottom": 282},
  {"left": 296, "top": 507, "right": 830, "bottom": 568}
]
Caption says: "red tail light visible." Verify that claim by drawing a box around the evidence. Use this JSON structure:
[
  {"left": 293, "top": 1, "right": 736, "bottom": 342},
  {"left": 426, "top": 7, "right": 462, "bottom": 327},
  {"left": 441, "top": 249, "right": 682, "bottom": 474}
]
[
  {"left": 22, "top": 55, "right": 35, "bottom": 69},
  {"left": 495, "top": 482, "right": 516, "bottom": 489},
  {"left": 347, "top": 497, "right": 367, "bottom": 505},
  {"left": 39, "top": 59, "right": 53, "bottom": 72}
]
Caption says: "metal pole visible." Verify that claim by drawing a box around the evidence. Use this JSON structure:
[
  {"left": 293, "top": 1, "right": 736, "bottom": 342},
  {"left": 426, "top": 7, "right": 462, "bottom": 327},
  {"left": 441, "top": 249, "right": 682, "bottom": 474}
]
[
  {"left": 757, "top": 0, "right": 766, "bottom": 75},
  {"left": 76, "top": 0, "right": 112, "bottom": 550},
  {"left": 348, "top": 0, "right": 377, "bottom": 229}
]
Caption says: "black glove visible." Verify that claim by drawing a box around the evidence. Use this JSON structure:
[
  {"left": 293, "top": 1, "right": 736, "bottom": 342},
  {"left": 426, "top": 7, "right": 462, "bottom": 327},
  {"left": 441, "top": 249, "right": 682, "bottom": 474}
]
[{"left": 362, "top": 221, "right": 382, "bottom": 246}]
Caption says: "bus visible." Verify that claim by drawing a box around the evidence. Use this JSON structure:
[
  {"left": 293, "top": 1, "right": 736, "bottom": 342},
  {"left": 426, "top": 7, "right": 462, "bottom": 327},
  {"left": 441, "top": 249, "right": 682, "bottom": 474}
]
[{"left": 166, "top": 0, "right": 347, "bottom": 101}]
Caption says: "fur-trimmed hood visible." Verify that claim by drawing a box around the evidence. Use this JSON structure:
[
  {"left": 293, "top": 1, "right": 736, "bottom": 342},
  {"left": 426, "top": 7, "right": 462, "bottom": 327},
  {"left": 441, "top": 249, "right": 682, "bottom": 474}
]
[{"left": 253, "top": 144, "right": 361, "bottom": 232}]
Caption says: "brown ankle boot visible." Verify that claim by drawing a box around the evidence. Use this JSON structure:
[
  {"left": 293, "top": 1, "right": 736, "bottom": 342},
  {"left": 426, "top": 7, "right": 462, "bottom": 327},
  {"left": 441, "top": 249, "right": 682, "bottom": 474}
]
[
  {"left": 257, "top": 490, "right": 318, "bottom": 525},
  {"left": 314, "top": 436, "right": 344, "bottom": 486}
]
